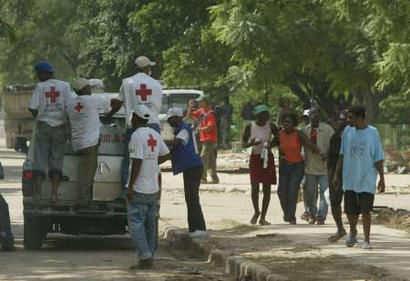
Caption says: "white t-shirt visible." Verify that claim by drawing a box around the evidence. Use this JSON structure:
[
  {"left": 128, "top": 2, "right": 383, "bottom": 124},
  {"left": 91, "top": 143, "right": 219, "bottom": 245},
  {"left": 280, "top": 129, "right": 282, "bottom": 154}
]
[
  {"left": 176, "top": 129, "right": 199, "bottom": 154},
  {"left": 29, "top": 79, "right": 72, "bottom": 127},
  {"left": 118, "top": 73, "right": 162, "bottom": 127},
  {"left": 66, "top": 95, "right": 111, "bottom": 151},
  {"left": 129, "top": 127, "right": 169, "bottom": 194}
]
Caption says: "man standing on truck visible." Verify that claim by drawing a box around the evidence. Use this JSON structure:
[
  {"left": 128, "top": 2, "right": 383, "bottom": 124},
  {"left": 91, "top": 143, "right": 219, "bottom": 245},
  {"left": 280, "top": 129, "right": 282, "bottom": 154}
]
[
  {"left": 127, "top": 106, "right": 170, "bottom": 269},
  {"left": 108, "top": 56, "right": 163, "bottom": 190},
  {"left": 28, "top": 62, "right": 72, "bottom": 202},
  {"left": 66, "top": 78, "right": 111, "bottom": 205},
  {"left": 187, "top": 96, "right": 219, "bottom": 184}
]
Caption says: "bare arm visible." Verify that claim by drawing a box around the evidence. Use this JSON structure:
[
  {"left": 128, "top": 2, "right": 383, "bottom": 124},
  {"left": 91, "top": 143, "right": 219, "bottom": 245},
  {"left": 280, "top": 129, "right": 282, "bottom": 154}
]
[
  {"left": 298, "top": 130, "right": 320, "bottom": 154},
  {"left": 270, "top": 122, "right": 279, "bottom": 147},
  {"left": 375, "top": 160, "right": 385, "bottom": 193},
  {"left": 128, "top": 158, "right": 142, "bottom": 199},
  {"left": 106, "top": 99, "right": 123, "bottom": 118},
  {"left": 332, "top": 156, "right": 343, "bottom": 190},
  {"left": 242, "top": 123, "right": 261, "bottom": 148},
  {"left": 158, "top": 153, "right": 171, "bottom": 165}
]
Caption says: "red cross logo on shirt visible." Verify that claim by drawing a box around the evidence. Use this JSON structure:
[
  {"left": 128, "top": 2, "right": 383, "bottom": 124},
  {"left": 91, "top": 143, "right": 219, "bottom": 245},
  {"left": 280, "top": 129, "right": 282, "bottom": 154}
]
[
  {"left": 147, "top": 134, "right": 157, "bottom": 152},
  {"left": 45, "top": 87, "right": 60, "bottom": 103},
  {"left": 75, "top": 102, "right": 83, "bottom": 112},
  {"left": 136, "top": 84, "right": 152, "bottom": 101}
]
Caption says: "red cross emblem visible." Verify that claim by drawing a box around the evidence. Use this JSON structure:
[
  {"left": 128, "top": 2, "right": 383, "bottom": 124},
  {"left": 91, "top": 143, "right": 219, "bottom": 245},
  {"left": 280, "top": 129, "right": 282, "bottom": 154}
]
[
  {"left": 147, "top": 134, "right": 157, "bottom": 152},
  {"left": 136, "top": 84, "right": 152, "bottom": 101},
  {"left": 75, "top": 102, "right": 83, "bottom": 112},
  {"left": 45, "top": 86, "right": 60, "bottom": 103}
]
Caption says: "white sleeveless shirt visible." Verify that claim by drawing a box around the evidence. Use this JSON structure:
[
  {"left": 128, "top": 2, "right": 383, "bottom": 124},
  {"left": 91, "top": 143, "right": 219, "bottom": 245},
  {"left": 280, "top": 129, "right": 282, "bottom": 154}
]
[{"left": 250, "top": 121, "right": 272, "bottom": 155}]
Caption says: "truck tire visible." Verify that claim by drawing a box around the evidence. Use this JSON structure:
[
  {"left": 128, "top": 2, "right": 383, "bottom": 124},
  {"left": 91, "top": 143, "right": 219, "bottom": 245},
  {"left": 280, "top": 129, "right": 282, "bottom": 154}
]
[{"left": 24, "top": 215, "right": 46, "bottom": 250}]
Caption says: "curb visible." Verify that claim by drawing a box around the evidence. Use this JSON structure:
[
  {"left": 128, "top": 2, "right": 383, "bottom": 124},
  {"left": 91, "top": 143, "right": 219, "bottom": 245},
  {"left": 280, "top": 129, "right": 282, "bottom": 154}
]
[{"left": 163, "top": 227, "right": 289, "bottom": 281}]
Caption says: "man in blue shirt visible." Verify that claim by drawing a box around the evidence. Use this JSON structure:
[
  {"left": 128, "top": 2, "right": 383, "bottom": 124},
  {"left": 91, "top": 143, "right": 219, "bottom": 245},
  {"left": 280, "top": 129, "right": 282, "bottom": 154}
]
[
  {"left": 333, "top": 105, "right": 385, "bottom": 250},
  {"left": 167, "top": 108, "right": 207, "bottom": 238}
]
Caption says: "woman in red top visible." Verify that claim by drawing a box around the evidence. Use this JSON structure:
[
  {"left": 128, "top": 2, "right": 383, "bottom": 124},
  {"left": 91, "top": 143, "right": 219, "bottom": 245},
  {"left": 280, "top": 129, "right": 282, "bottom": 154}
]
[{"left": 277, "top": 112, "right": 319, "bottom": 224}]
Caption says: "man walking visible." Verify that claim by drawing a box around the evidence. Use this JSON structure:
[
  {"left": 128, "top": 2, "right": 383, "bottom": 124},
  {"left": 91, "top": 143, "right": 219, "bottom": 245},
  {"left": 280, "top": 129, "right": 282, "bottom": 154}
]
[
  {"left": 127, "top": 106, "right": 170, "bottom": 269},
  {"left": 303, "top": 108, "right": 334, "bottom": 224},
  {"left": 187, "top": 96, "right": 219, "bottom": 184},
  {"left": 167, "top": 108, "right": 207, "bottom": 237},
  {"left": 66, "top": 78, "right": 110, "bottom": 205},
  {"left": 333, "top": 105, "right": 385, "bottom": 249},
  {"left": 327, "top": 111, "right": 349, "bottom": 242},
  {"left": 28, "top": 62, "right": 72, "bottom": 202},
  {"left": 108, "top": 56, "right": 163, "bottom": 189}
]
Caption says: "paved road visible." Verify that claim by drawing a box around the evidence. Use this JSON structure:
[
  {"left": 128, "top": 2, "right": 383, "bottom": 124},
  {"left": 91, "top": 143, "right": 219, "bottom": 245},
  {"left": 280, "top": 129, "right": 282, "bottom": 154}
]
[{"left": 0, "top": 148, "right": 227, "bottom": 281}]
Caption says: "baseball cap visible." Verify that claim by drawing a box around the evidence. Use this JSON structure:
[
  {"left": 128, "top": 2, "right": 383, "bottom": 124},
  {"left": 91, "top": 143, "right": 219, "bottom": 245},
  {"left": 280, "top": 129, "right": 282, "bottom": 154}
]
[
  {"left": 167, "top": 108, "right": 183, "bottom": 119},
  {"left": 135, "top": 56, "right": 156, "bottom": 68},
  {"left": 253, "top": 104, "right": 269, "bottom": 115},
  {"left": 130, "top": 105, "right": 151, "bottom": 122},
  {"left": 34, "top": 62, "right": 54, "bottom": 73},
  {"left": 72, "top": 78, "right": 89, "bottom": 91},
  {"left": 303, "top": 109, "right": 310, "bottom": 117}
]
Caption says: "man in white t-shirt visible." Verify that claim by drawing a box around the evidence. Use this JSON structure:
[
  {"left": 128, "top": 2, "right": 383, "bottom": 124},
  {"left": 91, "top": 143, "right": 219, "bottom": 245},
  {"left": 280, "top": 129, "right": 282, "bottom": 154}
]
[
  {"left": 108, "top": 56, "right": 163, "bottom": 189},
  {"left": 127, "top": 105, "right": 170, "bottom": 270},
  {"left": 66, "top": 78, "right": 111, "bottom": 205},
  {"left": 28, "top": 62, "right": 72, "bottom": 202}
]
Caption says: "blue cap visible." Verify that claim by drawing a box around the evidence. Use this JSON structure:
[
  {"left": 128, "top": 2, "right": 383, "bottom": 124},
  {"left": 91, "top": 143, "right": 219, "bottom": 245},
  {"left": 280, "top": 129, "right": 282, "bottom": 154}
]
[
  {"left": 253, "top": 104, "right": 270, "bottom": 115},
  {"left": 34, "top": 62, "right": 54, "bottom": 73}
]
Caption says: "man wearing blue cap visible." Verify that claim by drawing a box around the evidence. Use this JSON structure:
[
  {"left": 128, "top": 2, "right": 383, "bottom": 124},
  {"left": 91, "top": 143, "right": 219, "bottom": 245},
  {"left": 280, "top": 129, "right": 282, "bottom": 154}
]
[{"left": 28, "top": 62, "right": 72, "bottom": 202}]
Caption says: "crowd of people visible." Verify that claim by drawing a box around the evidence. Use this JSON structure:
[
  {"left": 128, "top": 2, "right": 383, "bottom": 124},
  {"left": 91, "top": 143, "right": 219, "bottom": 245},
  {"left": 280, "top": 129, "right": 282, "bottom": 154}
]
[
  {"left": 242, "top": 103, "right": 385, "bottom": 250},
  {"left": 0, "top": 55, "right": 386, "bottom": 269}
]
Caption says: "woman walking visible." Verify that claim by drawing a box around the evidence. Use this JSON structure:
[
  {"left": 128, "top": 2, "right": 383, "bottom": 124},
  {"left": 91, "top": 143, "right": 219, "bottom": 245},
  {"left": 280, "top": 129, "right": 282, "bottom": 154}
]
[
  {"left": 277, "top": 112, "right": 319, "bottom": 224},
  {"left": 242, "top": 105, "right": 278, "bottom": 225}
]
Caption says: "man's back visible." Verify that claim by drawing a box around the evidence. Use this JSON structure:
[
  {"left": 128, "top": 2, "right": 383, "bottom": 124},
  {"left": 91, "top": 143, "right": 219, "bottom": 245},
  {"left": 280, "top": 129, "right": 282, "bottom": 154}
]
[
  {"left": 120, "top": 73, "right": 162, "bottom": 126},
  {"left": 29, "top": 79, "right": 72, "bottom": 127},
  {"left": 67, "top": 95, "right": 110, "bottom": 151},
  {"left": 129, "top": 127, "right": 169, "bottom": 194}
]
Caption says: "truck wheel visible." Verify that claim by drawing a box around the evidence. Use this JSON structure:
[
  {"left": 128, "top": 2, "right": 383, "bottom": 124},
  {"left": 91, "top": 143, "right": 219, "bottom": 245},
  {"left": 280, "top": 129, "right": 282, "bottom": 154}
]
[{"left": 24, "top": 215, "right": 46, "bottom": 250}]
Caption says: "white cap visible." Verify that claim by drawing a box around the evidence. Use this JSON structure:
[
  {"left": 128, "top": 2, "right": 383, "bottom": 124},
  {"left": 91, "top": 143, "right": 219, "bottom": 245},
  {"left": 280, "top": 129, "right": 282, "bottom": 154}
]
[
  {"left": 167, "top": 107, "right": 183, "bottom": 119},
  {"left": 134, "top": 56, "right": 156, "bottom": 68},
  {"left": 303, "top": 109, "right": 310, "bottom": 117},
  {"left": 73, "top": 78, "right": 89, "bottom": 91},
  {"left": 130, "top": 105, "right": 152, "bottom": 122}
]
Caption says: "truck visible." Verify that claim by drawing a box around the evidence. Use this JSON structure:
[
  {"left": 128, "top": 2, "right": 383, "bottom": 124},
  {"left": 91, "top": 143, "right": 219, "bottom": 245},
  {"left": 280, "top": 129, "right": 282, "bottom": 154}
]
[
  {"left": 22, "top": 94, "right": 127, "bottom": 249},
  {"left": 20, "top": 89, "right": 203, "bottom": 249}
]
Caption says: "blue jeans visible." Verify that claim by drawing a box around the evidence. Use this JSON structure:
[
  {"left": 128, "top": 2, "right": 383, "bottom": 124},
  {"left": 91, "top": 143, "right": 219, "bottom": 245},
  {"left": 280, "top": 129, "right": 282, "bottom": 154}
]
[
  {"left": 121, "top": 124, "right": 161, "bottom": 189},
  {"left": 305, "top": 174, "right": 329, "bottom": 220},
  {"left": 277, "top": 162, "right": 305, "bottom": 222},
  {"left": 127, "top": 192, "right": 158, "bottom": 260}
]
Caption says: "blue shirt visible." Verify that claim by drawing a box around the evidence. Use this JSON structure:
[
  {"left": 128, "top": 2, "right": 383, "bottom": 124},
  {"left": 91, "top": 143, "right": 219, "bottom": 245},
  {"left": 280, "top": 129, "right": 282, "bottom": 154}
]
[{"left": 340, "top": 126, "right": 384, "bottom": 194}]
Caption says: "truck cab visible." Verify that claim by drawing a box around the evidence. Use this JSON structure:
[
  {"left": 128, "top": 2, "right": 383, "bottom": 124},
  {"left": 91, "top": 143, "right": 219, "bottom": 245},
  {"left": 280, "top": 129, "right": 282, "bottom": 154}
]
[{"left": 22, "top": 93, "right": 128, "bottom": 249}]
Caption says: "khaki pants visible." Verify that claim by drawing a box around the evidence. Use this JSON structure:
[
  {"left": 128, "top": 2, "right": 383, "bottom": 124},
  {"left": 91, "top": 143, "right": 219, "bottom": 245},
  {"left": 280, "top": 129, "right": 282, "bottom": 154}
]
[
  {"left": 200, "top": 142, "right": 218, "bottom": 182},
  {"left": 77, "top": 145, "right": 98, "bottom": 203}
]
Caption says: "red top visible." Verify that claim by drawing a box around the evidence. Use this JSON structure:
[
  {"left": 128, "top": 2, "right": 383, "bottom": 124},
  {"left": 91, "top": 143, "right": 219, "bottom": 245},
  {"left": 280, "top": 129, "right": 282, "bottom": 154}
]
[
  {"left": 279, "top": 130, "right": 303, "bottom": 163},
  {"left": 192, "top": 108, "right": 218, "bottom": 143}
]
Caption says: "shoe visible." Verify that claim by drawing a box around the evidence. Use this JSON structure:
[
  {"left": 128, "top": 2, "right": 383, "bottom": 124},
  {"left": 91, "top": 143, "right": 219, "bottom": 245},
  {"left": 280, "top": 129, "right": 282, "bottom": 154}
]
[
  {"left": 189, "top": 230, "right": 208, "bottom": 239},
  {"left": 362, "top": 241, "right": 372, "bottom": 250},
  {"left": 316, "top": 219, "right": 325, "bottom": 225},
  {"left": 301, "top": 212, "right": 309, "bottom": 221},
  {"left": 283, "top": 216, "right": 290, "bottom": 223},
  {"left": 328, "top": 229, "right": 347, "bottom": 243},
  {"left": 308, "top": 217, "right": 316, "bottom": 224},
  {"left": 250, "top": 213, "right": 260, "bottom": 225},
  {"left": 259, "top": 219, "right": 271, "bottom": 226},
  {"left": 211, "top": 177, "right": 219, "bottom": 184},
  {"left": 345, "top": 233, "right": 358, "bottom": 247},
  {"left": 130, "top": 258, "right": 154, "bottom": 270}
]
